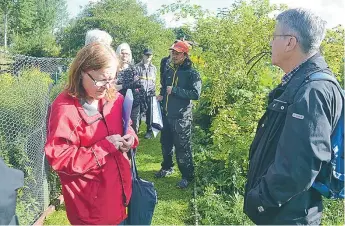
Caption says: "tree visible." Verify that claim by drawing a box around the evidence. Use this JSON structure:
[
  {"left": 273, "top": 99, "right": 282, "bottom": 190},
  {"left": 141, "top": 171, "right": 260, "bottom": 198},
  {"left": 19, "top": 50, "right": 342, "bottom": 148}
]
[
  {"left": 11, "top": 0, "right": 36, "bottom": 34},
  {"left": 321, "top": 25, "right": 345, "bottom": 87},
  {"left": 57, "top": 0, "right": 174, "bottom": 65},
  {"left": 1, "top": 0, "right": 68, "bottom": 56},
  {"left": 0, "top": 0, "right": 16, "bottom": 49},
  {"left": 173, "top": 26, "right": 193, "bottom": 41}
]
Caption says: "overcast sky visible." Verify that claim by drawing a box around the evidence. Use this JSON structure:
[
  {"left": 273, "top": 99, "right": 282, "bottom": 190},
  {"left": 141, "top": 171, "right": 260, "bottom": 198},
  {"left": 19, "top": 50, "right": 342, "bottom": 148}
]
[{"left": 67, "top": 0, "right": 344, "bottom": 28}]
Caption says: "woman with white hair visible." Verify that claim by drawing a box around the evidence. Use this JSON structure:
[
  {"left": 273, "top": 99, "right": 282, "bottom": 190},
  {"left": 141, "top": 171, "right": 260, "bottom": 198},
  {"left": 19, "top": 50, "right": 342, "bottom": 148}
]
[
  {"left": 116, "top": 43, "right": 145, "bottom": 134},
  {"left": 85, "top": 29, "right": 113, "bottom": 46}
]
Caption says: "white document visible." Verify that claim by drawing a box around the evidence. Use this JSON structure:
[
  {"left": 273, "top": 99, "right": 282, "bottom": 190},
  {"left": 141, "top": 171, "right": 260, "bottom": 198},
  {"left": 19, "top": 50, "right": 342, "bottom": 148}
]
[{"left": 151, "top": 97, "right": 163, "bottom": 137}]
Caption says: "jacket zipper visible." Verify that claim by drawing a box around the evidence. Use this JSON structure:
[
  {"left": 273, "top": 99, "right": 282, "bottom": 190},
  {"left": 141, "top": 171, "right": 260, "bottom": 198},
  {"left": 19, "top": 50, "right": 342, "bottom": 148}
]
[{"left": 165, "top": 65, "right": 178, "bottom": 116}]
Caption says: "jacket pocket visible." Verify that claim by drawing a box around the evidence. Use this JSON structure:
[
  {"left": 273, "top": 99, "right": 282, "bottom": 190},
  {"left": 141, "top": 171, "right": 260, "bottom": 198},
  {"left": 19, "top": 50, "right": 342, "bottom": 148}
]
[
  {"left": 71, "top": 177, "right": 101, "bottom": 221},
  {"left": 266, "top": 99, "right": 288, "bottom": 142}
]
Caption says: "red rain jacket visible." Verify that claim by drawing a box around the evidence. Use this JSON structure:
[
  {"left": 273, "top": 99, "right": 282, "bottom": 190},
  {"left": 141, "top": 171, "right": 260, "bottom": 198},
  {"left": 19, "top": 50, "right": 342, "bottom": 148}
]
[{"left": 45, "top": 91, "right": 138, "bottom": 225}]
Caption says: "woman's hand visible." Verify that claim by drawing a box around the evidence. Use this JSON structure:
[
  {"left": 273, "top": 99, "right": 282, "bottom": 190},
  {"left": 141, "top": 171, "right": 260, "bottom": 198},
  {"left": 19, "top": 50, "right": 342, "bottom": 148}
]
[
  {"left": 156, "top": 95, "right": 163, "bottom": 102},
  {"left": 119, "top": 134, "right": 134, "bottom": 153},
  {"left": 106, "top": 134, "right": 124, "bottom": 150}
]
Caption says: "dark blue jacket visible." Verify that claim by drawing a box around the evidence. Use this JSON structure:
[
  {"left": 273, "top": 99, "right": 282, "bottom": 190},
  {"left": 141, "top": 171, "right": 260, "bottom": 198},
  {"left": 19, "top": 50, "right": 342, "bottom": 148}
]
[
  {"left": 0, "top": 157, "right": 24, "bottom": 225},
  {"left": 244, "top": 54, "right": 343, "bottom": 225},
  {"left": 160, "top": 58, "right": 202, "bottom": 119}
]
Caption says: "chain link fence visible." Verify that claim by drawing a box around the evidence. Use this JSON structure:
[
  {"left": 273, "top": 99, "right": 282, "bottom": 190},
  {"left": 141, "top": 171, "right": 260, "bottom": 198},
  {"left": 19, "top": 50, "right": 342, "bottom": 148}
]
[
  {"left": 0, "top": 50, "right": 70, "bottom": 225},
  {"left": 2, "top": 51, "right": 70, "bottom": 83}
]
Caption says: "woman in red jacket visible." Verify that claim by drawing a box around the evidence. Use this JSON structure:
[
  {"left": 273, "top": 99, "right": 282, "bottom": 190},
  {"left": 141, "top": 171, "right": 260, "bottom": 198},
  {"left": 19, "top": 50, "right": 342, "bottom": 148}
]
[{"left": 45, "top": 43, "right": 138, "bottom": 225}]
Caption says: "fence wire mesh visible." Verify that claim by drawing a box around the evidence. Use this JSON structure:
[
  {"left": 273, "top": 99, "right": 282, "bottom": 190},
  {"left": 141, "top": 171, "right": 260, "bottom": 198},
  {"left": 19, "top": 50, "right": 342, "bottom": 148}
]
[{"left": 0, "top": 50, "right": 70, "bottom": 225}]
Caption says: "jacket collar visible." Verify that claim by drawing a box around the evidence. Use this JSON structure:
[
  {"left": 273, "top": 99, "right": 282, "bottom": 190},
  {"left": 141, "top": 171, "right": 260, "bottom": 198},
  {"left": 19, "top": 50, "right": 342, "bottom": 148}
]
[
  {"left": 275, "top": 53, "right": 331, "bottom": 103},
  {"left": 292, "top": 52, "right": 330, "bottom": 82},
  {"left": 75, "top": 96, "right": 115, "bottom": 125}
]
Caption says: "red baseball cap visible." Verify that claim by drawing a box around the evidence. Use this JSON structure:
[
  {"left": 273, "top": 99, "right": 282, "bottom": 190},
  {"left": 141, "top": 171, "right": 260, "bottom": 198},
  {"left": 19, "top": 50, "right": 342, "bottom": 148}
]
[{"left": 169, "top": 41, "right": 190, "bottom": 53}]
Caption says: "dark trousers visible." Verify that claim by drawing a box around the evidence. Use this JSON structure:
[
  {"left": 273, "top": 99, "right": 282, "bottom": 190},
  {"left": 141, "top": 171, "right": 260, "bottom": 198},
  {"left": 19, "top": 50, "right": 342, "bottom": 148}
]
[
  {"left": 130, "top": 105, "right": 141, "bottom": 134},
  {"left": 140, "top": 96, "right": 153, "bottom": 132},
  {"left": 160, "top": 116, "right": 194, "bottom": 181},
  {"left": 145, "top": 96, "right": 153, "bottom": 132}
]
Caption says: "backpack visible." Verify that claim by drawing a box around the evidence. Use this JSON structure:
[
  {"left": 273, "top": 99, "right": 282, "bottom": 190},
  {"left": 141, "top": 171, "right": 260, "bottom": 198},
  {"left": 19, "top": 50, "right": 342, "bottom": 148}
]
[{"left": 309, "top": 72, "right": 344, "bottom": 199}]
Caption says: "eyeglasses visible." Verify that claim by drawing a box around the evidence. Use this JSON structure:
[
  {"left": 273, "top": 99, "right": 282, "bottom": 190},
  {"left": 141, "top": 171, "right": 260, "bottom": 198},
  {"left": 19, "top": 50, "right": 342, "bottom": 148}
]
[
  {"left": 271, "top": 34, "right": 298, "bottom": 42},
  {"left": 85, "top": 72, "right": 116, "bottom": 87}
]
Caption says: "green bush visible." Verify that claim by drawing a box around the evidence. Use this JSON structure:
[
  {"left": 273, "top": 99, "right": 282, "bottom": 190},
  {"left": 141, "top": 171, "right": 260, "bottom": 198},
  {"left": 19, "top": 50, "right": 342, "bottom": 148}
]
[
  {"left": 322, "top": 199, "right": 345, "bottom": 225},
  {"left": 49, "top": 71, "right": 68, "bottom": 102},
  {"left": 193, "top": 185, "right": 253, "bottom": 225},
  {"left": 57, "top": 0, "right": 175, "bottom": 66},
  {"left": 12, "top": 30, "right": 61, "bottom": 57},
  {"left": 0, "top": 69, "right": 53, "bottom": 225}
]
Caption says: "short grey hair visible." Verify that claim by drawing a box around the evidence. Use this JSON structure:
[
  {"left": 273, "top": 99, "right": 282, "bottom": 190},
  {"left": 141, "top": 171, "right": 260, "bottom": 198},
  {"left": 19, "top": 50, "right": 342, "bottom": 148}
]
[
  {"left": 116, "top": 43, "right": 133, "bottom": 64},
  {"left": 85, "top": 29, "right": 113, "bottom": 46},
  {"left": 276, "top": 8, "right": 327, "bottom": 54}
]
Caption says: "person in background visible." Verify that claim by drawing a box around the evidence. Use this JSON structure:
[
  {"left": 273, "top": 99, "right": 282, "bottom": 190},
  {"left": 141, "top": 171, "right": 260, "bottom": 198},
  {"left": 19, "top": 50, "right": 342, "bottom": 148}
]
[
  {"left": 158, "top": 40, "right": 194, "bottom": 103},
  {"left": 136, "top": 48, "right": 157, "bottom": 139},
  {"left": 155, "top": 41, "right": 202, "bottom": 189},
  {"left": 45, "top": 43, "right": 139, "bottom": 225},
  {"left": 115, "top": 43, "right": 145, "bottom": 134},
  {"left": 158, "top": 41, "right": 180, "bottom": 87},
  {"left": 84, "top": 29, "right": 113, "bottom": 46},
  {"left": 244, "top": 8, "right": 343, "bottom": 225}
]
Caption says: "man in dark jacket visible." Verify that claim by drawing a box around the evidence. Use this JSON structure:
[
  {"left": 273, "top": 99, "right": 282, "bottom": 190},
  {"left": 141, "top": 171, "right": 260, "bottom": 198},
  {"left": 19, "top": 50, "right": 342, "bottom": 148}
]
[
  {"left": 0, "top": 157, "right": 24, "bottom": 225},
  {"left": 136, "top": 49, "right": 157, "bottom": 139},
  {"left": 155, "top": 41, "right": 202, "bottom": 189},
  {"left": 244, "top": 8, "right": 343, "bottom": 225},
  {"left": 159, "top": 41, "right": 179, "bottom": 80}
]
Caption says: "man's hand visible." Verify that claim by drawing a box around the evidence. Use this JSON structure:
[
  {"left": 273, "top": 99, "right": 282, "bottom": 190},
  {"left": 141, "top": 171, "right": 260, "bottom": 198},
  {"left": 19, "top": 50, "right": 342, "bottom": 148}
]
[
  {"left": 166, "top": 86, "right": 173, "bottom": 95},
  {"left": 119, "top": 134, "right": 134, "bottom": 153},
  {"left": 106, "top": 134, "right": 124, "bottom": 150},
  {"left": 156, "top": 95, "right": 163, "bottom": 102}
]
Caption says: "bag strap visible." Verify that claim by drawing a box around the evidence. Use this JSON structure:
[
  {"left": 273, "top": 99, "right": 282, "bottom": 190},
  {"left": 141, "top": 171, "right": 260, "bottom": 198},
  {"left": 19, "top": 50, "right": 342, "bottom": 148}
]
[
  {"left": 309, "top": 72, "right": 338, "bottom": 83},
  {"left": 114, "top": 153, "right": 128, "bottom": 206},
  {"left": 285, "top": 69, "right": 333, "bottom": 104},
  {"left": 130, "top": 149, "right": 139, "bottom": 179},
  {"left": 308, "top": 72, "right": 345, "bottom": 108},
  {"left": 309, "top": 72, "right": 344, "bottom": 96},
  {"left": 309, "top": 72, "right": 345, "bottom": 135}
]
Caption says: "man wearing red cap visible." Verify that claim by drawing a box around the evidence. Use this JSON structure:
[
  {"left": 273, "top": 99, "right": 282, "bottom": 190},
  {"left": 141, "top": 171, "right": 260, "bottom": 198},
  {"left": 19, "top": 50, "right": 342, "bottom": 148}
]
[{"left": 155, "top": 41, "right": 202, "bottom": 189}]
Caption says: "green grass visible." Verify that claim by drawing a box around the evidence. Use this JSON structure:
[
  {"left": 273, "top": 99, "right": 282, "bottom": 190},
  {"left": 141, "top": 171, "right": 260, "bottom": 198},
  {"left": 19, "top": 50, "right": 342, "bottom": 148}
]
[
  {"left": 44, "top": 205, "right": 69, "bottom": 225},
  {"left": 44, "top": 124, "right": 194, "bottom": 225}
]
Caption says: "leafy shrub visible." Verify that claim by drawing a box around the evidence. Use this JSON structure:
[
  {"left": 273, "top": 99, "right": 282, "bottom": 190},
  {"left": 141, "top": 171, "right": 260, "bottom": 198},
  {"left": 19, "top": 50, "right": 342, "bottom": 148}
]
[
  {"left": 0, "top": 68, "right": 53, "bottom": 224},
  {"left": 12, "top": 30, "right": 61, "bottom": 57},
  {"left": 194, "top": 185, "right": 252, "bottom": 225},
  {"left": 49, "top": 71, "right": 68, "bottom": 102}
]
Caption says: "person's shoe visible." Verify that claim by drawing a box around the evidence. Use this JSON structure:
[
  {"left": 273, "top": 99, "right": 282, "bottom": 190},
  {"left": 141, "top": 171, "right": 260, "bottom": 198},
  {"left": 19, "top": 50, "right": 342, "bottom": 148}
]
[
  {"left": 176, "top": 179, "right": 190, "bottom": 189},
  {"left": 144, "top": 131, "right": 153, "bottom": 139},
  {"left": 154, "top": 168, "right": 174, "bottom": 178}
]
